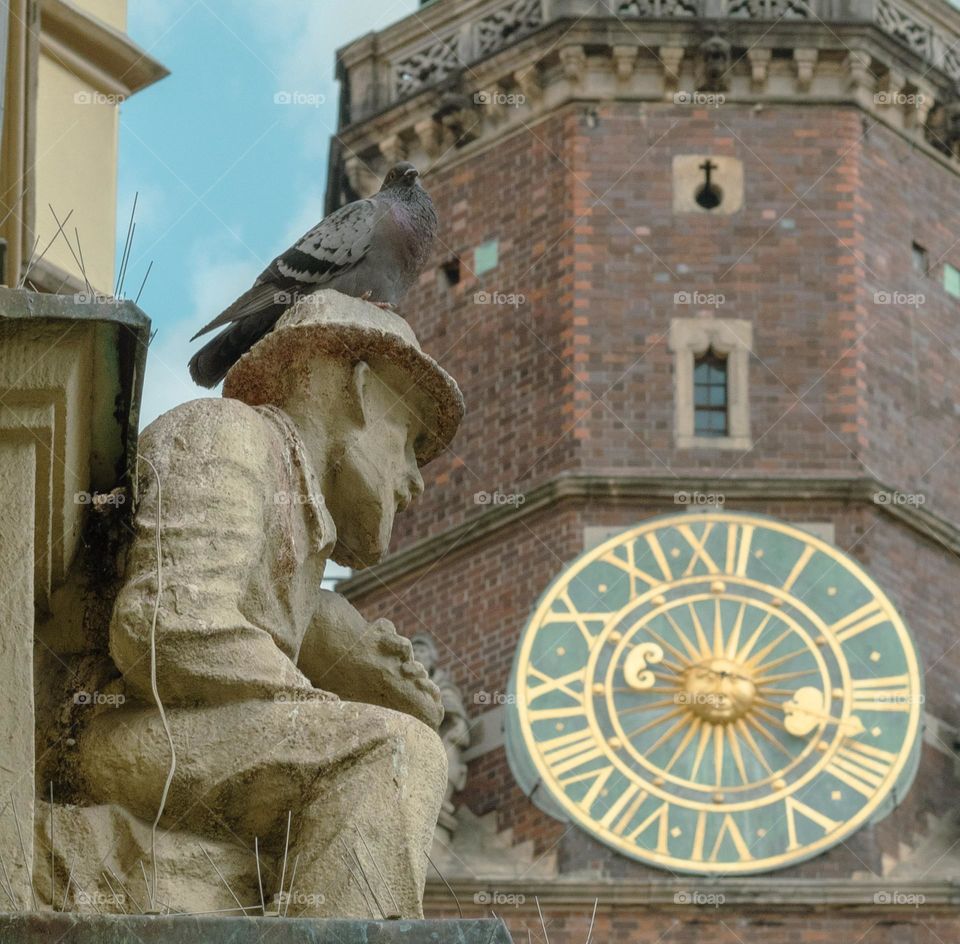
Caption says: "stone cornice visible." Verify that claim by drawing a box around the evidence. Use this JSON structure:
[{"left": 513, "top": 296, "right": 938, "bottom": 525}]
[
  {"left": 424, "top": 876, "right": 960, "bottom": 908},
  {"left": 40, "top": 0, "right": 169, "bottom": 97},
  {"left": 339, "top": 474, "right": 960, "bottom": 598},
  {"left": 329, "top": 0, "right": 960, "bottom": 207}
]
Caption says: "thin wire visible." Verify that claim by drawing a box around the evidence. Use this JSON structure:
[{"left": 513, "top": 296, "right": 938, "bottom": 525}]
[
  {"left": 425, "top": 849, "right": 462, "bottom": 919},
  {"left": 199, "top": 845, "right": 244, "bottom": 914},
  {"left": 137, "top": 453, "right": 176, "bottom": 911},
  {"left": 283, "top": 853, "right": 300, "bottom": 917},
  {"left": 11, "top": 798, "right": 38, "bottom": 909},
  {"left": 254, "top": 837, "right": 265, "bottom": 916},
  {"left": 134, "top": 260, "right": 154, "bottom": 306},
  {"left": 277, "top": 811, "right": 292, "bottom": 915}
]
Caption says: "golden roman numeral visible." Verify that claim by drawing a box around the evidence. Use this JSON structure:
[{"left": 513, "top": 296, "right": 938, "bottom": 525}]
[
  {"left": 825, "top": 741, "right": 896, "bottom": 797},
  {"left": 600, "top": 542, "right": 665, "bottom": 597},
  {"left": 540, "top": 729, "right": 605, "bottom": 779},
  {"left": 558, "top": 764, "right": 615, "bottom": 814},
  {"left": 830, "top": 600, "right": 888, "bottom": 643},
  {"left": 527, "top": 667, "right": 585, "bottom": 704},
  {"left": 724, "top": 522, "right": 755, "bottom": 577},
  {"left": 602, "top": 783, "right": 650, "bottom": 836},
  {"left": 624, "top": 800, "right": 671, "bottom": 851},
  {"left": 646, "top": 533, "right": 674, "bottom": 581},
  {"left": 542, "top": 589, "right": 609, "bottom": 645},
  {"left": 784, "top": 796, "right": 840, "bottom": 850},
  {"left": 708, "top": 814, "right": 753, "bottom": 862},
  {"left": 850, "top": 675, "right": 912, "bottom": 712},
  {"left": 782, "top": 545, "right": 815, "bottom": 592},
  {"left": 678, "top": 522, "right": 720, "bottom": 576}
]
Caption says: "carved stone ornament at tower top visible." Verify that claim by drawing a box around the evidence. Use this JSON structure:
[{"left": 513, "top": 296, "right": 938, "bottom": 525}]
[{"left": 35, "top": 290, "right": 465, "bottom": 920}]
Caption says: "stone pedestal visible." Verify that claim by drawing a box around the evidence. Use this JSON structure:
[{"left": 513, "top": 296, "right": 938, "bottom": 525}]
[{"left": 0, "top": 914, "right": 511, "bottom": 944}]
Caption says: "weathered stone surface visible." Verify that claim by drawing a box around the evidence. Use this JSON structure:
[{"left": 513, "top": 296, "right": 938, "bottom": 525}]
[
  {"left": 31, "top": 292, "right": 465, "bottom": 919},
  {"left": 0, "top": 914, "right": 511, "bottom": 944}
]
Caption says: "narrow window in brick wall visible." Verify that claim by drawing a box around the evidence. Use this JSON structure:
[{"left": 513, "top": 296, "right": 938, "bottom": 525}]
[
  {"left": 912, "top": 242, "right": 929, "bottom": 276},
  {"left": 693, "top": 348, "right": 729, "bottom": 437},
  {"left": 668, "top": 318, "right": 752, "bottom": 450}
]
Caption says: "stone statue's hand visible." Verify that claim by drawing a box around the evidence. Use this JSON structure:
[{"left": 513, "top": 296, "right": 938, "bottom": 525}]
[{"left": 373, "top": 620, "right": 444, "bottom": 729}]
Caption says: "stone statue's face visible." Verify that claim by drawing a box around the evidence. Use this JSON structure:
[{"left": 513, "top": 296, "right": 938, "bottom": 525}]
[{"left": 328, "top": 368, "right": 425, "bottom": 568}]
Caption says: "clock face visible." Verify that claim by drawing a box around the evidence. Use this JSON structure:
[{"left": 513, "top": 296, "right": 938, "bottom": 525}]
[{"left": 506, "top": 513, "right": 923, "bottom": 875}]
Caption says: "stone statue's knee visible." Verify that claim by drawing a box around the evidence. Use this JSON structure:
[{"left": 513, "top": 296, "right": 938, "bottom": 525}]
[{"left": 386, "top": 710, "right": 448, "bottom": 789}]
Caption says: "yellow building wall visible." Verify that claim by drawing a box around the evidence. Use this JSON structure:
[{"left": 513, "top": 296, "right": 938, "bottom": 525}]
[
  {"left": 34, "top": 53, "right": 120, "bottom": 294},
  {"left": 72, "top": 0, "right": 126, "bottom": 34}
]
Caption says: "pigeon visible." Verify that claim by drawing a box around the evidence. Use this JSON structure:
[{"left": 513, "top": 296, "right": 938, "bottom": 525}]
[{"left": 187, "top": 161, "right": 438, "bottom": 388}]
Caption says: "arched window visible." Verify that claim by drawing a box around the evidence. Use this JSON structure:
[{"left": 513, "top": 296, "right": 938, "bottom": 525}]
[{"left": 693, "top": 347, "right": 728, "bottom": 437}]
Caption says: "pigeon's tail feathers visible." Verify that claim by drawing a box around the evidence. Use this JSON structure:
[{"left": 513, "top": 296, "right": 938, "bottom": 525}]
[
  {"left": 190, "top": 282, "right": 289, "bottom": 341},
  {"left": 188, "top": 304, "right": 287, "bottom": 388}
]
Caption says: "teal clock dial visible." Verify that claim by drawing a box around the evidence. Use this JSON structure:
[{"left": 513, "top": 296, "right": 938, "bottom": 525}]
[{"left": 506, "top": 513, "right": 923, "bottom": 874}]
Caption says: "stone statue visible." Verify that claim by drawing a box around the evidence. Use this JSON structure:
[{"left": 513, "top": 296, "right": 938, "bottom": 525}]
[
  {"left": 411, "top": 634, "right": 472, "bottom": 842},
  {"left": 44, "top": 290, "right": 464, "bottom": 919},
  {"left": 926, "top": 92, "right": 960, "bottom": 159},
  {"left": 697, "top": 35, "right": 732, "bottom": 93}
]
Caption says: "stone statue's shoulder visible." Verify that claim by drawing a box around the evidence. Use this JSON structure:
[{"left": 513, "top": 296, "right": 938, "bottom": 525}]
[{"left": 139, "top": 397, "right": 278, "bottom": 468}]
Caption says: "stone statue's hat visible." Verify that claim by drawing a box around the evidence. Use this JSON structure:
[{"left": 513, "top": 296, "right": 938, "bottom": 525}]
[{"left": 223, "top": 290, "right": 464, "bottom": 465}]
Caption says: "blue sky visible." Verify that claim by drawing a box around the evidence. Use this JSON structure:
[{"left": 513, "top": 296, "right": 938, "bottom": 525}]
[
  {"left": 121, "top": 0, "right": 960, "bottom": 426},
  {"left": 120, "top": 0, "right": 418, "bottom": 426}
]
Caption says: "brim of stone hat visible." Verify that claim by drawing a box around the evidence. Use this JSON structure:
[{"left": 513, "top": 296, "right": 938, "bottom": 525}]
[{"left": 222, "top": 290, "right": 464, "bottom": 466}]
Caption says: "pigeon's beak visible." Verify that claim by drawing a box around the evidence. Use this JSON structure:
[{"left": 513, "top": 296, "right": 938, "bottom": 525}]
[{"left": 404, "top": 167, "right": 419, "bottom": 179}]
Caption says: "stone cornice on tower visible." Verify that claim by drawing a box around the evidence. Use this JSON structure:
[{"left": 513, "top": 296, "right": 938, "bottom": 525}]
[{"left": 329, "top": 0, "right": 960, "bottom": 206}]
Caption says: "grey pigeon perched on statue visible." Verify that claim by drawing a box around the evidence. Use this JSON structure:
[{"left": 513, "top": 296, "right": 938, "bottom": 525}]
[{"left": 188, "top": 161, "right": 438, "bottom": 388}]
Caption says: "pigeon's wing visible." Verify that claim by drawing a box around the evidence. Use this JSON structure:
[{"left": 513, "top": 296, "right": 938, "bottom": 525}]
[
  {"left": 190, "top": 196, "right": 384, "bottom": 342},
  {"left": 256, "top": 196, "right": 384, "bottom": 287},
  {"left": 189, "top": 283, "right": 286, "bottom": 341}
]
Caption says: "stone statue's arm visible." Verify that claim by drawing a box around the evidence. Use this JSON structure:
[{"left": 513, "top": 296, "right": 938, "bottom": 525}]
[
  {"left": 297, "top": 589, "right": 443, "bottom": 729},
  {"left": 109, "top": 401, "right": 318, "bottom": 706}
]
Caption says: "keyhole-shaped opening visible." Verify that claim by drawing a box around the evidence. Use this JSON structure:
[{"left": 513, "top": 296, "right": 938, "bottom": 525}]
[
  {"left": 695, "top": 181, "right": 723, "bottom": 210},
  {"left": 695, "top": 158, "right": 724, "bottom": 211}
]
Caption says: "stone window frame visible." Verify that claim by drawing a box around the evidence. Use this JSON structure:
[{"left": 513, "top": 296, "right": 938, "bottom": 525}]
[{"left": 668, "top": 318, "right": 753, "bottom": 451}]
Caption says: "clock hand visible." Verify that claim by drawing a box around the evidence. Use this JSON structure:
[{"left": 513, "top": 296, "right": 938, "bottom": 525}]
[{"left": 783, "top": 686, "right": 864, "bottom": 737}]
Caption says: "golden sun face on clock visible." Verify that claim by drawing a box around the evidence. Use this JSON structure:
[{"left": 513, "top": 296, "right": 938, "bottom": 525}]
[{"left": 506, "top": 513, "right": 923, "bottom": 875}]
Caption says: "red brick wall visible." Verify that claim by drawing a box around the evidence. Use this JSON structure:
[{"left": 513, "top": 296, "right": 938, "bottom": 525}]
[
  {"left": 354, "top": 501, "right": 960, "bottom": 880},
  {"left": 428, "top": 905, "right": 960, "bottom": 944},
  {"left": 396, "top": 102, "right": 960, "bottom": 544},
  {"left": 347, "top": 97, "right": 960, "bottom": 932}
]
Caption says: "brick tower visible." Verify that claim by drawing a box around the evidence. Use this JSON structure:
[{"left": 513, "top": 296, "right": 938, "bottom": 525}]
[{"left": 329, "top": 1, "right": 960, "bottom": 940}]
